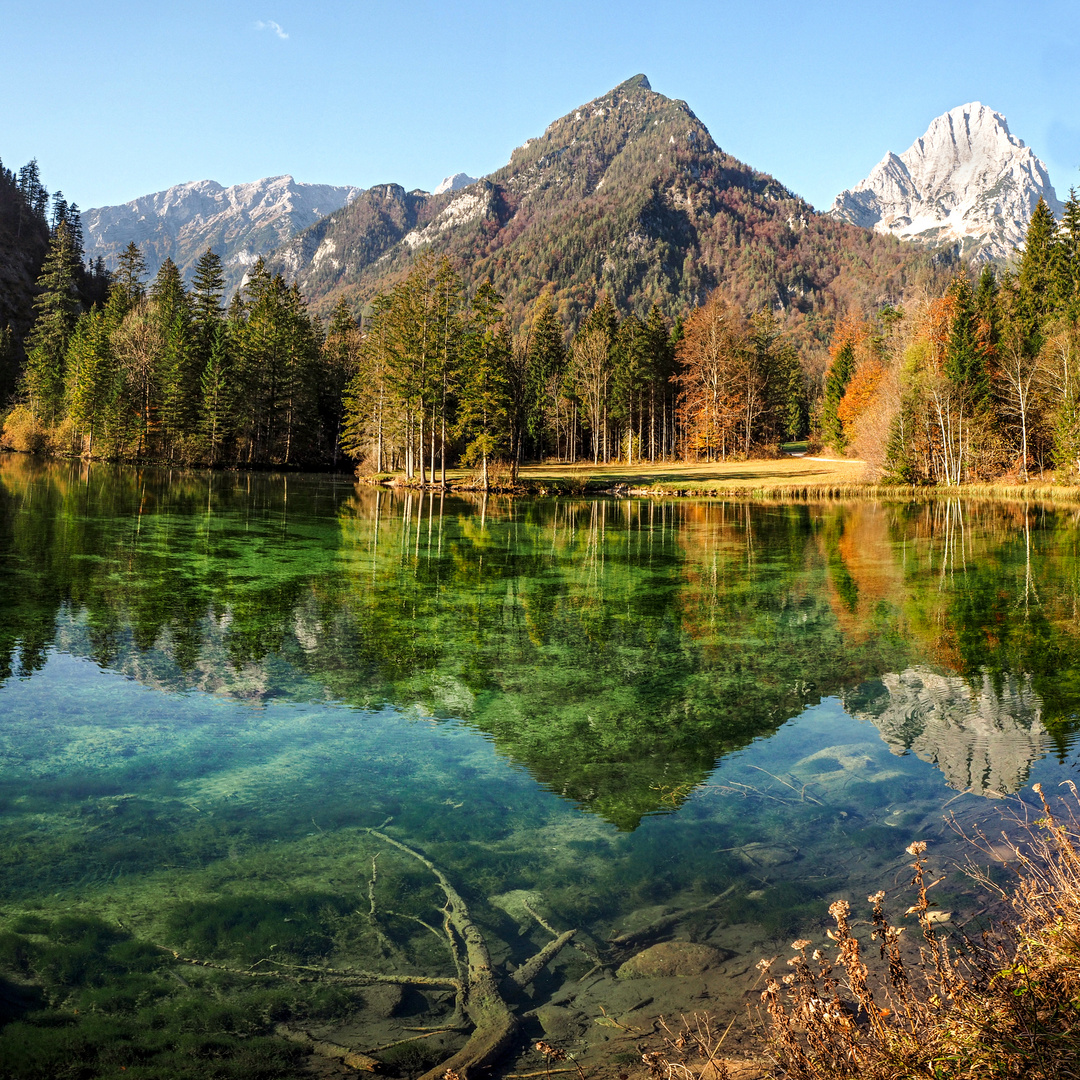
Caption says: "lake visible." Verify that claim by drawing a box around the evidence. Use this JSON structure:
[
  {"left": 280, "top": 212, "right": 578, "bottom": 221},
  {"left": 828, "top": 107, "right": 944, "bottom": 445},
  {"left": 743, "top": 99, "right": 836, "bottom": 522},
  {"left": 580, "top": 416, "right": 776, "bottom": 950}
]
[{"left": 1, "top": 454, "right": 1077, "bottom": 1079}]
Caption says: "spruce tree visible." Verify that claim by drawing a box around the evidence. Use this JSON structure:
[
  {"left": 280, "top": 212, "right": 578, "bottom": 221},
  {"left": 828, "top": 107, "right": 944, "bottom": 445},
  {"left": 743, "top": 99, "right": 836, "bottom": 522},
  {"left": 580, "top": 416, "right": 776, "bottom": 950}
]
[
  {"left": 150, "top": 259, "right": 196, "bottom": 458},
  {"left": 974, "top": 264, "right": 1000, "bottom": 349},
  {"left": 457, "top": 282, "right": 511, "bottom": 489},
  {"left": 1058, "top": 188, "right": 1080, "bottom": 320},
  {"left": 23, "top": 220, "right": 81, "bottom": 424},
  {"left": 113, "top": 243, "right": 147, "bottom": 316},
  {"left": 524, "top": 296, "right": 566, "bottom": 461},
  {"left": 322, "top": 298, "right": 363, "bottom": 468},
  {"left": 199, "top": 323, "right": 231, "bottom": 465},
  {"left": 945, "top": 274, "right": 990, "bottom": 410},
  {"left": 821, "top": 339, "right": 855, "bottom": 450},
  {"left": 66, "top": 309, "right": 115, "bottom": 456},
  {"left": 191, "top": 248, "right": 225, "bottom": 354},
  {"left": 1018, "top": 197, "right": 1059, "bottom": 340},
  {"left": 644, "top": 304, "right": 676, "bottom": 459}
]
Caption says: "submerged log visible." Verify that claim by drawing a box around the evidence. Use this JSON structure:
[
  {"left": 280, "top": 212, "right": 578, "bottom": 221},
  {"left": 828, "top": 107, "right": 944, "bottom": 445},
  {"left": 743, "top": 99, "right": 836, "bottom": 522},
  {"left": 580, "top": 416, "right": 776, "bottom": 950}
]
[
  {"left": 162, "top": 825, "right": 581, "bottom": 1080},
  {"left": 509, "top": 929, "right": 577, "bottom": 989},
  {"left": 607, "top": 884, "right": 737, "bottom": 952},
  {"left": 274, "top": 1024, "right": 381, "bottom": 1071},
  {"left": 366, "top": 828, "right": 518, "bottom": 1080}
]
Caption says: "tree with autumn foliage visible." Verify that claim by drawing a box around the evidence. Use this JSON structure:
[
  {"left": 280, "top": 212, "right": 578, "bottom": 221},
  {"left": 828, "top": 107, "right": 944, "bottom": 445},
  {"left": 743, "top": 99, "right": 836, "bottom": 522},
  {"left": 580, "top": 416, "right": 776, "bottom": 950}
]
[{"left": 674, "top": 293, "right": 747, "bottom": 460}]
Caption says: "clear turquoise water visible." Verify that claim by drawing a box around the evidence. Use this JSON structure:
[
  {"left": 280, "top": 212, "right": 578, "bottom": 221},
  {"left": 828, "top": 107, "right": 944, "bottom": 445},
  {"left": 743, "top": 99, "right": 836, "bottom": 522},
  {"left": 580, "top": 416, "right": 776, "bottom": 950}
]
[{"left": 1, "top": 456, "right": 1078, "bottom": 1078}]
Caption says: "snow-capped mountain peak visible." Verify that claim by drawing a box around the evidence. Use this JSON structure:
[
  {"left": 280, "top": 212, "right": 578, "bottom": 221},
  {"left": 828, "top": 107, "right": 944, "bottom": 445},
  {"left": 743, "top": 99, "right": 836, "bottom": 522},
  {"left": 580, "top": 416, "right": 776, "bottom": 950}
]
[
  {"left": 432, "top": 172, "right": 477, "bottom": 195},
  {"left": 830, "top": 102, "right": 1061, "bottom": 262}
]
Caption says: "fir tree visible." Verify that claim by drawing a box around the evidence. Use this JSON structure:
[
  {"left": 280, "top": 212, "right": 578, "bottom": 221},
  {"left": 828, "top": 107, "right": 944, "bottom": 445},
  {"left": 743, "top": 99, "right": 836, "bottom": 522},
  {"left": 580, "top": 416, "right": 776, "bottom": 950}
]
[
  {"left": 457, "top": 282, "right": 511, "bottom": 489},
  {"left": 190, "top": 248, "right": 225, "bottom": 354},
  {"left": 66, "top": 309, "right": 115, "bottom": 456},
  {"left": 23, "top": 220, "right": 81, "bottom": 424},
  {"left": 112, "top": 243, "right": 148, "bottom": 316},
  {"left": 1057, "top": 188, "right": 1080, "bottom": 320},
  {"left": 150, "top": 259, "right": 196, "bottom": 459},
  {"left": 199, "top": 323, "right": 231, "bottom": 465},
  {"left": 945, "top": 274, "right": 990, "bottom": 410},
  {"left": 1018, "top": 197, "right": 1059, "bottom": 340},
  {"left": 974, "top": 265, "right": 1000, "bottom": 349},
  {"left": 821, "top": 338, "right": 856, "bottom": 450},
  {"left": 523, "top": 296, "right": 566, "bottom": 461}
]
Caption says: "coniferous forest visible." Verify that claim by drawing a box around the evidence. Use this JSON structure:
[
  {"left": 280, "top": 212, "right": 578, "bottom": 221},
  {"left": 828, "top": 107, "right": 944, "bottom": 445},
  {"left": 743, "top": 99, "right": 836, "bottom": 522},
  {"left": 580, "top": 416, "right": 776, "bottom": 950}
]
[{"left": 2, "top": 151, "right": 1079, "bottom": 487}]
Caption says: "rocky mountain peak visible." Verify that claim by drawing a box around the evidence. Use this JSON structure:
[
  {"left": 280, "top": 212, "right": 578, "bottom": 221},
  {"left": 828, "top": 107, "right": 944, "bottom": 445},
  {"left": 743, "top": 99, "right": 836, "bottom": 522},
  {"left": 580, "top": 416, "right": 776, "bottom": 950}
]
[
  {"left": 432, "top": 172, "right": 478, "bottom": 196},
  {"left": 830, "top": 102, "right": 1061, "bottom": 262}
]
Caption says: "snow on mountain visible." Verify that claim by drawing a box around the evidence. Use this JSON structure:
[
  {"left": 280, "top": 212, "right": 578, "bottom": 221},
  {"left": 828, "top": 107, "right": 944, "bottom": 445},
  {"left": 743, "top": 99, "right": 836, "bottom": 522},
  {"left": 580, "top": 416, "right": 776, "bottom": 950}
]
[
  {"left": 830, "top": 103, "right": 1061, "bottom": 262},
  {"left": 432, "top": 172, "right": 477, "bottom": 195},
  {"left": 83, "top": 175, "right": 363, "bottom": 295}
]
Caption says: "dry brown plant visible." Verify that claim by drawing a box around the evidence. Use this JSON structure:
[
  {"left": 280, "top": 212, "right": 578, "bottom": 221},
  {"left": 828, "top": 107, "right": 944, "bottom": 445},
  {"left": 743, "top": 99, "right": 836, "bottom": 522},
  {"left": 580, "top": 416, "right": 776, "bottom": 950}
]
[
  {"left": 755, "top": 792, "right": 1080, "bottom": 1078},
  {"left": 650, "top": 787, "right": 1080, "bottom": 1080}
]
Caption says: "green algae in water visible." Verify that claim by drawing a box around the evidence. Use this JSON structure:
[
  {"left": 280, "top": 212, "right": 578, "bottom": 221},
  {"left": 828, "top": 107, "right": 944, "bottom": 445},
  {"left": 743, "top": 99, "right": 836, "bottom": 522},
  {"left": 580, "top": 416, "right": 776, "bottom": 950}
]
[{"left": 2, "top": 458, "right": 1080, "bottom": 1076}]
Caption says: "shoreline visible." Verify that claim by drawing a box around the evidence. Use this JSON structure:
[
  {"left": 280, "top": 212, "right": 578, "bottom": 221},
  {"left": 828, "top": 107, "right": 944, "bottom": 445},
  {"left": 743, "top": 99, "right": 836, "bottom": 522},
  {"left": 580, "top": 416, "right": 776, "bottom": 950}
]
[{"left": 361, "top": 473, "right": 1080, "bottom": 505}]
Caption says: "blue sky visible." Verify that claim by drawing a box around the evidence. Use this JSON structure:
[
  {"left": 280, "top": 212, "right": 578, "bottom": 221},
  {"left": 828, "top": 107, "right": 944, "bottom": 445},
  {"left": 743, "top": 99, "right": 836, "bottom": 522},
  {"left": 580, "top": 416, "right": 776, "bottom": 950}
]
[{"left": 4, "top": 0, "right": 1080, "bottom": 212}]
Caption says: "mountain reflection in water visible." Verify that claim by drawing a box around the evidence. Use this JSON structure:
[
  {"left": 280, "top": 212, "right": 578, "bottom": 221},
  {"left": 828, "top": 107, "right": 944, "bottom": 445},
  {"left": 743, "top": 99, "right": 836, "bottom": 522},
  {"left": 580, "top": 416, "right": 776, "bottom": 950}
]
[
  {"left": 854, "top": 667, "right": 1052, "bottom": 796},
  {"left": 4, "top": 456, "right": 1080, "bottom": 1079},
  {"left": 1, "top": 455, "right": 1078, "bottom": 827}
]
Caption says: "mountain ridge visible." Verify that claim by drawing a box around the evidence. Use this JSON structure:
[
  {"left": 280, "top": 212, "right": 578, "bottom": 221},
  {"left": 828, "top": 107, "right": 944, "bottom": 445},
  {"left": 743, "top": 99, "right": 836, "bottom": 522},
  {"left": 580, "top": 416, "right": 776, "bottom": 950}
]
[{"left": 83, "top": 174, "right": 363, "bottom": 295}]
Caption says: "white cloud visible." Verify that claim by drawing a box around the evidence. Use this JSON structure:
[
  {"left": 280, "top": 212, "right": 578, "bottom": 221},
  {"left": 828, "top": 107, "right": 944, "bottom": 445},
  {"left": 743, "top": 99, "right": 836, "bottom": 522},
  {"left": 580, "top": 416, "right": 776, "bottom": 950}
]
[{"left": 254, "top": 20, "right": 288, "bottom": 40}]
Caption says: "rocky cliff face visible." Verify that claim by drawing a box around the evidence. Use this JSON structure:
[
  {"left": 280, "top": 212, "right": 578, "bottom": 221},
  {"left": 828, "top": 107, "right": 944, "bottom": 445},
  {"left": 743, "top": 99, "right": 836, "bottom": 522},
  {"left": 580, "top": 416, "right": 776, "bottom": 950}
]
[
  {"left": 851, "top": 666, "right": 1051, "bottom": 795},
  {"left": 830, "top": 103, "right": 1061, "bottom": 262},
  {"left": 83, "top": 175, "right": 363, "bottom": 295}
]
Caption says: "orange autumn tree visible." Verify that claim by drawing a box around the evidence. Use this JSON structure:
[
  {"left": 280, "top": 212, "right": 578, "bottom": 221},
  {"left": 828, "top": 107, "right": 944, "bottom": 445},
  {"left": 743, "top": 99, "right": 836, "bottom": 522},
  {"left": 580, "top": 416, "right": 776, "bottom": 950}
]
[
  {"left": 674, "top": 293, "right": 749, "bottom": 460},
  {"left": 821, "top": 316, "right": 870, "bottom": 451}
]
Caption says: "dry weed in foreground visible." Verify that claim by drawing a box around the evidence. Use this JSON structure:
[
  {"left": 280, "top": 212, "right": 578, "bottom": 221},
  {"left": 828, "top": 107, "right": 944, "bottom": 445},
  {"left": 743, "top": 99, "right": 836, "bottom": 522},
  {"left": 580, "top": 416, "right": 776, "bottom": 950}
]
[
  {"left": 643, "top": 1014, "right": 737, "bottom": 1080},
  {"left": 750, "top": 783, "right": 1080, "bottom": 1079}
]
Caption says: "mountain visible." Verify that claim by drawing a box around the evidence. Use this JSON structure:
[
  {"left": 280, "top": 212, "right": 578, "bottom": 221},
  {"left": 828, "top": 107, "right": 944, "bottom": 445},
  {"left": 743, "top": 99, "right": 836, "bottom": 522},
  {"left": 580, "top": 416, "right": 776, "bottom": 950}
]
[
  {"left": 84, "top": 175, "right": 363, "bottom": 295},
  {"left": 830, "top": 103, "right": 1061, "bottom": 263},
  {"left": 267, "top": 75, "right": 943, "bottom": 353},
  {"left": 433, "top": 172, "right": 477, "bottom": 195},
  {"left": 852, "top": 667, "right": 1051, "bottom": 796}
]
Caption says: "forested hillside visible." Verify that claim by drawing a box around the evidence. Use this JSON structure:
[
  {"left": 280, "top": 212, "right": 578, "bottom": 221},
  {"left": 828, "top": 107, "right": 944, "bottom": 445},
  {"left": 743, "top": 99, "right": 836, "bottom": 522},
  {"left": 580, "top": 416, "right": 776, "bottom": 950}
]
[
  {"left": 820, "top": 196, "right": 1080, "bottom": 484},
  {"left": 0, "top": 159, "right": 108, "bottom": 401},
  {"left": 269, "top": 76, "right": 948, "bottom": 362}
]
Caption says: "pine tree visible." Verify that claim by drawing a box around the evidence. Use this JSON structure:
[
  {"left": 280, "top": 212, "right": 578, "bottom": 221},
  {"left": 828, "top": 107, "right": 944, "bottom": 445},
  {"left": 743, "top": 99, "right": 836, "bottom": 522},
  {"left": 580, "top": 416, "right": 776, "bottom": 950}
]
[
  {"left": 150, "top": 259, "right": 196, "bottom": 459},
  {"left": 1057, "top": 188, "right": 1080, "bottom": 320},
  {"left": 457, "top": 282, "right": 511, "bottom": 489},
  {"left": 112, "top": 243, "right": 147, "bottom": 317},
  {"left": 190, "top": 249, "right": 225, "bottom": 355},
  {"left": 945, "top": 274, "right": 990, "bottom": 410},
  {"left": 643, "top": 304, "right": 676, "bottom": 459},
  {"left": 342, "top": 293, "right": 394, "bottom": 472},
  {"left": 23, "top": 220, "right": 81, "bottom": 424},
  {"left": 524, "top": 296, "right": 566, "bottom": 461},
  {"left": 974, "top": 265, "right": 1000, "bottom": 349},
  {"left": 1018, "top": 197, "right": 1059, "bottom": 340},
  {"left": 199, "top": 323, "right": 231, "bottom": 465},
  {"left": 66, "top": 309, "right": 115, "bottom": 456},
  {"left": 611, "top": 314, "right": 647, "bottom": 463},
  {"left": 322, "top": 297, "right": 363, "bottom": 468},
  {"left": 821, "top": 330, "right": 857, "bottom": 451}
]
